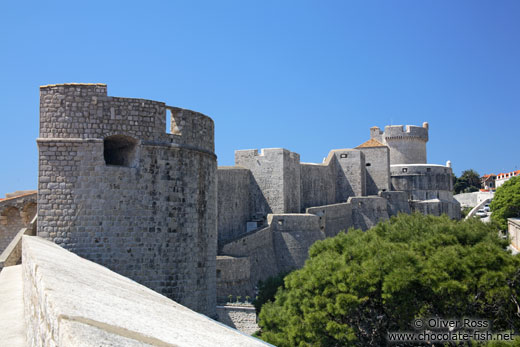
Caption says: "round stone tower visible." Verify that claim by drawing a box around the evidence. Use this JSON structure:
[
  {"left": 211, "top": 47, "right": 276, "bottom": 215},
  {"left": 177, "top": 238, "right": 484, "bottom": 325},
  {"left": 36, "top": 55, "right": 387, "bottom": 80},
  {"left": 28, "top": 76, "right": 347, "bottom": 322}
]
[
  {"left": 370, "top": 122, "right": 429, "bottom": 165},
  {"left": 37, "top": 83, "right": 217, "bottom": 316}
]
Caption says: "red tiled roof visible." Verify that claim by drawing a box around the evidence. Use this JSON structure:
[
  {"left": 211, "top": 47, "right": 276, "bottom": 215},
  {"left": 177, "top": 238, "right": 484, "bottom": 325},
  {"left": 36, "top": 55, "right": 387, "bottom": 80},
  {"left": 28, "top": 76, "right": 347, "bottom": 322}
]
[
  {"left": 0, "top": 191, "right": 37, "bottom": 203},
  {"left": 355, "top": 138, "right": 386, "bottom": 148}
]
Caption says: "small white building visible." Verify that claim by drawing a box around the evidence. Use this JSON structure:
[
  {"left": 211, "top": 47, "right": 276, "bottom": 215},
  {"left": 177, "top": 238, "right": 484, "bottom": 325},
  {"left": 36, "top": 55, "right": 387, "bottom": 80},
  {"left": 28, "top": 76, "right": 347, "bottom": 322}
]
[{"left": 496, "top": 170, "right": 520, "bottom": 188}]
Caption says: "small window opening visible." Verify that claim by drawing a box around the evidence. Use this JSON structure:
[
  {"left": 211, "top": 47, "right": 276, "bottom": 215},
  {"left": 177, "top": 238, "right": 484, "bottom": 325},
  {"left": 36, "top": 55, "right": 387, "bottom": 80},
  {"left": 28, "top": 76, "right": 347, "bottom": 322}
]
[
  {"left": 216, "top": 269, "right": 221, "bottom": 279},
  {"left": 340, "top": 153, "right": 348, "bottom": 158},
  {"left": 166, "top": 109, "right": 172, "bottom": 134},
  {"left": 402, "top": 168, "right": 408, "bottom": 173},
  {"left": 427, "top": 168, "right": 431, "bottom": 172},
  {"left": 104, "top": 135, "right": 138, "bottom": 167},
  {"left": 366, "top": 163, "right": 371, "bottom": 167}
]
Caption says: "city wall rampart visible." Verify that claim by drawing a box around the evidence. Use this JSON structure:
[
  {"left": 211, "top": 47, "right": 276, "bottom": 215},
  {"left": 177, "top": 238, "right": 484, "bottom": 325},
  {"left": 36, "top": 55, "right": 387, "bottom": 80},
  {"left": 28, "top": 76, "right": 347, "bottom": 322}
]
[
  {"left": 31, "top": 86, "right": 462, "bottom": 333},
  {"left": 220, "top": 226, "right": 278, "bottom": 290},
  {"left": 379, "top": 191, "right": 411, "bottom": 216},
  {"left": 217, "top": 194, "right": 401, "bottom": 300},
  {"left": 306, "top": 202, "right": 353, "bottom": 238},
  {"left": 270, "top": 213, "right": 325, "bottom": 274}
]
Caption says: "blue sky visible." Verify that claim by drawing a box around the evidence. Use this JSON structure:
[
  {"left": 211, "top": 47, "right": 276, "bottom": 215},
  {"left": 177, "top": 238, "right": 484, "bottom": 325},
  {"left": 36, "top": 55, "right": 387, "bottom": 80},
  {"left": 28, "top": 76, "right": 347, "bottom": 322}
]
[{"left": 1, "top": 1, "right": 519, "bottom": 197}]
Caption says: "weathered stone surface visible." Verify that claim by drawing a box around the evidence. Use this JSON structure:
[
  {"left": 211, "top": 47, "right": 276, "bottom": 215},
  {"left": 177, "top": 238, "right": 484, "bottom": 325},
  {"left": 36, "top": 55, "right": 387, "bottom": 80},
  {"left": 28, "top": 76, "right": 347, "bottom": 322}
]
[
  {"left": 22, "top": 236, "right": 270, "bottom": 347},
  {"left": 0, "top": 265, "right": 26, "bottom": 347},
  {"left": 216, "top": 255, "right": 253, "bottom": 301},
  {"left": 0, "top": 192, "right": 37, "bottom": 254},
  {"left": 216, "top": 305, "right": 259, "bottom": 336}
]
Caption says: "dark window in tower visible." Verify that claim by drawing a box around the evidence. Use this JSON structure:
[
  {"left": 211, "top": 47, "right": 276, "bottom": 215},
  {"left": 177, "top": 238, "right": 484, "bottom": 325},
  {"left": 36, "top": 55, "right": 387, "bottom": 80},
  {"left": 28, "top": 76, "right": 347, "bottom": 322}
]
[{"left": 103, "top": 135, "right": 138, "bottom": 167}]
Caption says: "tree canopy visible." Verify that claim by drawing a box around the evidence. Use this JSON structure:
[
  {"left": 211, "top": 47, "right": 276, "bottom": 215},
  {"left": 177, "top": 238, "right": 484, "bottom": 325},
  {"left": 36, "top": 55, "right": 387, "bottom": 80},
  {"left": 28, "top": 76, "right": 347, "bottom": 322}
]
[
  {"left": 253, "top": 271, "right": 288, "bottom": 314},
  {"left": 491, "top": 176, "right": 520, "bottom": 230},
  {"left": 454, "top": 169, "right": 482, "bottom": 194},
  {"left": 257, "top": 213, "right": 520, "bottom": 347}
]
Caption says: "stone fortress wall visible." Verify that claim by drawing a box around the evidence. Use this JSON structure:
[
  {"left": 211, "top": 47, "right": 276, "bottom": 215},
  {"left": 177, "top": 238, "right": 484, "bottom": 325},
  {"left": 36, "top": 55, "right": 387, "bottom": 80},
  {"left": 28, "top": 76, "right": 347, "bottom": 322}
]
[
  {"left": 0, "top": 192, "right": 37, "bottom": 254},
  {"left": 37, "top": 83, "right": 217, "bottom": 317},
  {"left": 215, "top": 123, "right": 459, "bottom": 300}
]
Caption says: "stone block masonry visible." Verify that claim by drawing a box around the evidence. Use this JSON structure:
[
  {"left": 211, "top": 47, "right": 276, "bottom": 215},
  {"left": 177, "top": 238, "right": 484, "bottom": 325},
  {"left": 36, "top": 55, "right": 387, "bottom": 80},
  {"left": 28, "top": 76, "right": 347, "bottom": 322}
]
[
  {"left": 216, "top": 304, "right": 259, "bottom": 336},
  {"left": 216, "top": 255, "right": 252, "bottom": 300},
  {"left": 37, "top": 83, "right": 217, "bottom": 317}
]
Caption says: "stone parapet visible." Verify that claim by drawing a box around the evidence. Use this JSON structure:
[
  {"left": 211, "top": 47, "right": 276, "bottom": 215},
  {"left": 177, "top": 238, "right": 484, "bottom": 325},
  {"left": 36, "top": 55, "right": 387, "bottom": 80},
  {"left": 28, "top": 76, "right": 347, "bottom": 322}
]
[{"left": 21, "top": 236, "right": 270, "bottom": 346}]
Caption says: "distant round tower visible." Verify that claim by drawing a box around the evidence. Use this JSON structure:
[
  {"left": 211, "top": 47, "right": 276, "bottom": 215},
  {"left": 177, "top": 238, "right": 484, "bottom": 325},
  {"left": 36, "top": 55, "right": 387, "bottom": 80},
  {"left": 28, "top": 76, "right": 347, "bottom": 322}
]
[
  {"left": 370, "top": 122, "right": 429, "bottom": 165},
  {"left": 37, "top": 83, "right": 217, "bottom": 317}
]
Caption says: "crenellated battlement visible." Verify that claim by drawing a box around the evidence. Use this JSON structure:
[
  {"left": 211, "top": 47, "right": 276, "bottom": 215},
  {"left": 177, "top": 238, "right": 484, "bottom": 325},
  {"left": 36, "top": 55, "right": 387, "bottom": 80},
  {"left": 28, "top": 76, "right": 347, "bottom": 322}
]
[
  {"left": 234, "top": 148, "right": 298, "bottom": 164},
  {"left": 383, "top": 123, "right": 429, "bottom": 141},
  {"left": 38, "top": 83, "right": 214, "bottom": 153},
  {"left": 40, "top": 83, "right": 108, "bottom": 95}
]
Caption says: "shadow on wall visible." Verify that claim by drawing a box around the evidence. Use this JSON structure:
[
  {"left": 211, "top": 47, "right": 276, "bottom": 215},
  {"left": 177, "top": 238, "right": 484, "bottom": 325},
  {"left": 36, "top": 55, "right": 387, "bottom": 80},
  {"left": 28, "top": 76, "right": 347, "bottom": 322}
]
[
  {"left": 332, "top": 155, "right": 356, "bottom": 203},
  {"left": 249, "top": 174, "right": 272, "bottom": 225},
  {"left": 0, "top": 194, "right": 38, "bottom": 254}
]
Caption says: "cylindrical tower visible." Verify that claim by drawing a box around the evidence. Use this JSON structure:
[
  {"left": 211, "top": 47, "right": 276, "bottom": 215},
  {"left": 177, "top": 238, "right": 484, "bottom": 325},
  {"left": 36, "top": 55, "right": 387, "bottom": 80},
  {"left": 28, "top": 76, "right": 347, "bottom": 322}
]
[
  {"left": 371, "top": 122, "right": 429, "bottom": 165},
  {"left": 37, "top": 83, "right": 217, "bottom": 316}
]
